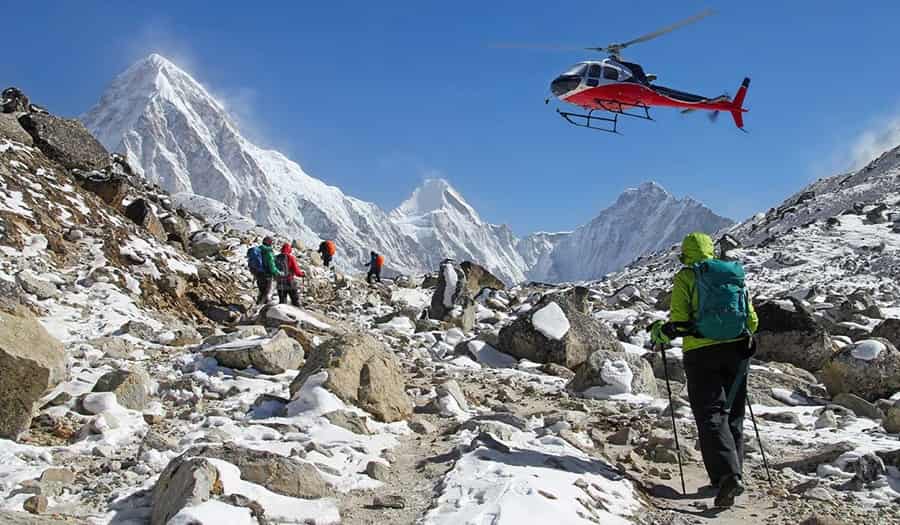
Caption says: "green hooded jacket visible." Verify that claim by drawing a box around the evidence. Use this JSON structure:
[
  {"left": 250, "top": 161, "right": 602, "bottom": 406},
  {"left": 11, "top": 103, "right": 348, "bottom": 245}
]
[
  {"left": 670, "top": 232, "right": 758, "bottom": 352},
  {"left": 260, "top": 244, "right": 283, "bottom": 277}
]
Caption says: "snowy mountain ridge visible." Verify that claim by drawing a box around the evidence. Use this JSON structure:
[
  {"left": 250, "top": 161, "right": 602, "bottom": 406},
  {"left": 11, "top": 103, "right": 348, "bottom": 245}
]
[{"left": 82, "top": 54, "right": 730, "bottom": 283}]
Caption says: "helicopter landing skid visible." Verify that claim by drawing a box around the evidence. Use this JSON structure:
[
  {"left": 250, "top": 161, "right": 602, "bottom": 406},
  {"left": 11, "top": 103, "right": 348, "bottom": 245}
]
[{"left": 556, "top": 100, "right": 653, "bottom": 133}]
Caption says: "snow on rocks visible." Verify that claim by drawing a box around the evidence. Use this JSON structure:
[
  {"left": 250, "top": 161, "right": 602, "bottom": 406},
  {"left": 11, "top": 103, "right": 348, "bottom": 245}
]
[
  {"left": 202, "top": 330, "right": 305, "bottom": 375},
  {"left": 822, "top": 338, "right": 900, "bottom": 401},
  {"left": 531, "top": 301, "right": 570, "bottom": 340},
  {"left": 567, "top": 350, "right": 657, "bottom": 400}
]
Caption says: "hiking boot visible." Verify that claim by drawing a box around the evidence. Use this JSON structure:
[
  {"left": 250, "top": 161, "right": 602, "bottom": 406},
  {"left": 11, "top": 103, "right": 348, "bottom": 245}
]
[{"left": 713, "top": 475, "right": 744, "bottom": 508}]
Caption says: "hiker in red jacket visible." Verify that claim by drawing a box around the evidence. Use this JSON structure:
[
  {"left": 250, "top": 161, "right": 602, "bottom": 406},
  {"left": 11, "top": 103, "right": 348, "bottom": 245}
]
[{"left": 274, "top": 243, "right": 305, "bottom": 306}]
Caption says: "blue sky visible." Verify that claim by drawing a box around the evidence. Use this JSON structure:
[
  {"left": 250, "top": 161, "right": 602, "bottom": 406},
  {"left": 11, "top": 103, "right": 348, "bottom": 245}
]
[{"left": 5, "top": 1, "right": 900, "bottom": 235}]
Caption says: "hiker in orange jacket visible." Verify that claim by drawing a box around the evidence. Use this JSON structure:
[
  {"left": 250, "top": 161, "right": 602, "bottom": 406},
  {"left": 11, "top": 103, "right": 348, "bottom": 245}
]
[
  {"left": 365, "top": 251, "right": 384, "bottom": 284},
  {"left": 318, "top": 240, "right": 336, "bottom": 268}
]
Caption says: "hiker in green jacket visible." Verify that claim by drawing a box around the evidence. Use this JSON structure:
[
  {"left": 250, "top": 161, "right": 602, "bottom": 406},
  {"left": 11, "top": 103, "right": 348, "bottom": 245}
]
[
  {"left": 256, "top": 236, "right": 283, "bottom": 304},
  {"left": 650, "top": 232, "right": 759, "bottom": 508}
]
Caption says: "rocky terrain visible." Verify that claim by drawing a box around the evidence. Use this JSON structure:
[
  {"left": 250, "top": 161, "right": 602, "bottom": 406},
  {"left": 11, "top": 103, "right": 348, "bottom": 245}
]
[{"left": 0, "top": 86, "right": 898, "bottom": 525}]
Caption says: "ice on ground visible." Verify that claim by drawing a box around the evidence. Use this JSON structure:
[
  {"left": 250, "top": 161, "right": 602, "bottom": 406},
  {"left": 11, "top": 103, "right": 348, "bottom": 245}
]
[
  {"left": 170, "top": 500, "right": 255, "bottom": 525},
  {"left": 391, "top": 288, "right": 431, "bottom": 309},
  {"left": 285, "top": 371, "right": 346, "bottom": 417},
  {"left": 531, "top": 302, "right": 570, "bottom": 340},
  {"left": 851, "top": 340, "right": 885, "bottom": 361},
  {"left": 377, "top": 316, "right": 415, "bottom": 336},
  {"left": 266, "top": 304, "right": 332, "bottom": 330}
]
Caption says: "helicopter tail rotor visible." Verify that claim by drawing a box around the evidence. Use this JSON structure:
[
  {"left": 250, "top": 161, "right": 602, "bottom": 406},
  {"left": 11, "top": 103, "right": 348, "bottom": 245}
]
[{"left": 729, "top": 77, "right": 751, "bottom": 129}]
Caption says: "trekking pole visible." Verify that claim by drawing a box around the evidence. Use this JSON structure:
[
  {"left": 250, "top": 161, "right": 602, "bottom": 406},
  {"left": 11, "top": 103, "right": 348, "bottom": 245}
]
[
  {"left": 745, "top": 396, "right": 773, "bottom": 488},
  {"left": 658, "top": 343, "right": 687, "bottom": 495}
]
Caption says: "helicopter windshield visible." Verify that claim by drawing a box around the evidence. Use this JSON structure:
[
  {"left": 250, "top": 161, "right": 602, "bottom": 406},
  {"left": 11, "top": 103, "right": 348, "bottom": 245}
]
[{"left": 561, "top": 63, "right": 587, "bottom": 77}]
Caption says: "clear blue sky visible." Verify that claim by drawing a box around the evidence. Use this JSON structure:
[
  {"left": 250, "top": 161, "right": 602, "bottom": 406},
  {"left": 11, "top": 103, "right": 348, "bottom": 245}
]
[{"left": 5, "top": 1, "right": 900, "bottom": 235}]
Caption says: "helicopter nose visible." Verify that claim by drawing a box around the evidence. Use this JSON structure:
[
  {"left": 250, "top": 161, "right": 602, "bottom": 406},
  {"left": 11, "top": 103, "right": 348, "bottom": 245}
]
[{"left": 550, "top": 75, "right": 581, "bottom": 97}]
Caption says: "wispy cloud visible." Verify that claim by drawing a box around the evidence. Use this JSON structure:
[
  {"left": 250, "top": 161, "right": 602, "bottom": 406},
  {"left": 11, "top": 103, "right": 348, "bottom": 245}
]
[{"left": 847, "top": 114, "right": 900, "bottom": 170}]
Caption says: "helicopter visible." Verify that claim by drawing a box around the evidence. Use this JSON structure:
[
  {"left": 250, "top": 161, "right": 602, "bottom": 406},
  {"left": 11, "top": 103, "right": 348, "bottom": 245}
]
[{"left": 499, "top": 10, "right": 750, "bottom": 134}]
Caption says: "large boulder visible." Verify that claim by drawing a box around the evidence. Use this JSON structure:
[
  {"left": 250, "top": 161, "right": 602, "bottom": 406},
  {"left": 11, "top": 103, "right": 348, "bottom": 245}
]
[
  {"left": 151, "top": 456, "right": 221, "bottom": 525},
  {"left": 567, "top": 350, "right": 658, "bottom": 398},
  {"left": 184, "top": 443, "right": 328, "bottom": 499},
  {"left": 460, "top": 261, "right": 505, "bottom": 296},
  {"left": 0, "top": 113, "right": 32, "bottom": 145},
  {"left": 0, "top": 310, "right": 66, "bottom": 439},
  {"left": 160, "top": 214, "right": 190, "bottom": 250},
  {"left": 203, "top": 330, "right": 304, "bottom": 374},
  {"left": 16, "top": 270, "right": 60, "bottom": 300},
  {"left": 498, "top": 293, "right": 620, "bottom": 369},
  {"left": 17, "top": 113, "right": 109, "bottom": 170},
  {"left": 430, "top": 260, "right": 475, "bottom": 330},
  {"left": 289, "top": 332, "right": 412, "bottom": 422},
  {"left": 870, "top": 318, "right": 900, "bottom": 348},
  {"left": 91, "top": 367, "right": 152, "bottom": 411},
  {"left": 753, "top": 298, "right": 837, "bottom": 372},
  {"left": 124, "top": 199, "right": 167, "bottom": 242},
  {"left": 190, "top": 231, "right": 222, "bottom": 258},
  {"left": 78, "top": 174, "right": 128, "bottom": 208},
  {"left": 821, "top": 338, "right": 900, "bottom": 402}
]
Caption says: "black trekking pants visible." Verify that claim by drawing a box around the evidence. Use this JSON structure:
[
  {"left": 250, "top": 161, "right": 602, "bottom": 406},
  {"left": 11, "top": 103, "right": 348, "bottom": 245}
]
[
  {"left": 322, "top": 254, "right": 332, "bottom": 268},
  {"left": 682, "top": 339, "right": 750, "bottom": 487},
  {"left": 278, "top": 288, "right": 300, "bottom": 307},
  {"left": 255, "top": 274, "right": 272, "bottom": 305},
  {"left": 366, "top": 268, "right": 381, "bottom": 284}
]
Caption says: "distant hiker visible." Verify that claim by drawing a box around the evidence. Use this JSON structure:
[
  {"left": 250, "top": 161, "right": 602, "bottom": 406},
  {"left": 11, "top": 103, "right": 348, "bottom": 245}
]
[
  {"left": 251, "top": 236, "right": 283, "bottom": 304},
  {"left": 275, "top": 243, "right": 305, "bottom": 306},
  {"left": 364, "top": 251, "right": 384, "bottom": 284},
  {"left": 649, "top": 232, "right": 759, "bottom": 508},
  {"left": 318, "top": 239, "right": 336, "bottom": 268}
]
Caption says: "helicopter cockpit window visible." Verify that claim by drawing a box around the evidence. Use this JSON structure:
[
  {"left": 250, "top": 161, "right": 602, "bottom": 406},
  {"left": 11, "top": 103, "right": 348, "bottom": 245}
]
[
  {"left": 602, "top": 66, "right": 620, "bottom": 81},
  {"left": 562, "top": 64, "right": 587, "bottom": 77},
  {"left": 587, "top": 64, "right": 602, "bottom": 79}
]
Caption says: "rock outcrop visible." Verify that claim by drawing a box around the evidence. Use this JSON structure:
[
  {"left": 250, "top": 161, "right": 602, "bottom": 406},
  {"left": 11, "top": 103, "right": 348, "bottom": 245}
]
[
  {"left": 753, "top": 299, "right": 837, "bottom": 372},
  {"left": 568, "top": 350, "right": 658, "bottom": 398},
  {"left": 17, "top": 113, "right": 109, "bottom": 171},
  {"left": 289, "top": 332, "right": 412, "bottom": 422},
  {"left": 821, "top": 339, "right": 900, "bottom": 401},
  {"left": 0, "top": 310, "right": 66, "bottom": 439},
  {"left": 203, "top": 330, "right": 305, "bottom": 375}
]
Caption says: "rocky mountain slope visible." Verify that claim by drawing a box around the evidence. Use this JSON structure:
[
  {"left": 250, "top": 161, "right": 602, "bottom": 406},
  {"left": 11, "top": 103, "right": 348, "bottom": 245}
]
[
  {"left": 82, "top": 55, "right": 729, "bottom": 284},
  {"left": 0, "top": 88, "right": 899, "bottom": 524},
  {"left": 522, "top": 181, "right": 733, "bottom": 282}
]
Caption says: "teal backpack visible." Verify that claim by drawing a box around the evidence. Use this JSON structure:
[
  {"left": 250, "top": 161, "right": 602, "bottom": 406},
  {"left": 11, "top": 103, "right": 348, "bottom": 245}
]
[{"left": 692, "top": 259, "right": 750, "bottom": 340}]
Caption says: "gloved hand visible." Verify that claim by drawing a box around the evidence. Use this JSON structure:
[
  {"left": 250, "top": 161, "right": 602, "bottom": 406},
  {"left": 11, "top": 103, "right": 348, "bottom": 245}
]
[{"left": 649, "top": 320, "right": 672, "bottom": 346}]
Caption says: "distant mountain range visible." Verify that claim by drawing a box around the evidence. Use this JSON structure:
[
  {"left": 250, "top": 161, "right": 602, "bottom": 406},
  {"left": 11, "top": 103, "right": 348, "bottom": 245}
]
[{"left": 82, "top": 54, "right": 732, "bottom": 283}]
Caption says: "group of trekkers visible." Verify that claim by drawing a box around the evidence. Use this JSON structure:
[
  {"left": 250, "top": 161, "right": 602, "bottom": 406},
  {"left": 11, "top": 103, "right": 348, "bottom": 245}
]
[
  {"left": 247, "top": 236, "right": 386, "bottom": 306},
  {"left": 246, "top": 230, "right": 755, "bottom": 507}
]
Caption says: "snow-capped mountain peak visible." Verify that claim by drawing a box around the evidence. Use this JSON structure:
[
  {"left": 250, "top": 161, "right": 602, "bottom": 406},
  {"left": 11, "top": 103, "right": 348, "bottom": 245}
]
[{"left": 392, "top": 178, "right": 482, "bottom": 226}]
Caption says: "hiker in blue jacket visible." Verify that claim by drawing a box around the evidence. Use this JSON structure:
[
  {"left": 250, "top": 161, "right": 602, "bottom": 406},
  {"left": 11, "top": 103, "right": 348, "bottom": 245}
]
[
  {"left": 247, "top": 236, "right": 282, "bottom": 304},
  {"left": 650, "top": 232, "right": 759, "bottom": 508}
]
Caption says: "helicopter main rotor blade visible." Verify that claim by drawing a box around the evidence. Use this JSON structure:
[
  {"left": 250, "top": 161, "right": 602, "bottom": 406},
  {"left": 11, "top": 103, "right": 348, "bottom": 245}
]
[
  {"left": 488, "top": 43, "right": 585, "bottom": 51},
  {"left": 618, "top": 8, "right": 714, "bottom": 49}
]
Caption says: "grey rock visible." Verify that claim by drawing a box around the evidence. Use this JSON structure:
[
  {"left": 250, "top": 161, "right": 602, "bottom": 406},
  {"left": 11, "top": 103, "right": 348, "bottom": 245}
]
[
  {"left": 871, "top": 318, "right": 900, "bottom": 349},
  {"left": 365, "top": 461, "right": 390, "bottom": 481},
  {"left": 115, "top": 320, "right": 158, "bottom": 341},
  {"left": 190, "top": 231, "right": 222, "bottom": 259},
  {"left": 79, "top": 175, "right": 128, "bottom": 208},
  {"left": 832, "top": 393, "right": 884, "bottom": 420},
  {"left": 0, "top": 113, "right": 33, "bottom": 145},
  {"left": 160, "top": 214, "right": 190, "bottom": 249},
  {"left": 460, "top": 261, "right": 505, "bottom": 296},
  {"left": 23, "top": 495, "right": 47, "bottom": 515},
  {"left": 124, "top": 199, "right": 167, "bottom": 242},
  {"left": 643, "top": 349, "right": 685, "bottom": 383},
  {"left": 151, "top": 457, "right": 220, "bottom": 525},
  {"left": 499, "top": 292, "right": 621, "bottom": 369},
  {"left": 754, "top": 298, "right": 837, "bottom": 372},
  {"left": 18, "top": 113, "right": 109, "bottom": 170},
  {"left": 429, "top": 260, "right": 475, "bottom": 330},
  {"left": 158, "top": 274, "right": 186, "bottom": 299},
  {"left": 884, "top": 403, "right": 900, "bottom": 433},
  {"left": 203, "top": 330, "right": 304, "bottom": 375},
  {"left": 324, "top": 410, "right": 371, "bottom": 435},
  {"left": 290, "top": 332, "right": 412, "bottom": 423},
  {"left": 409, "top": 417, "right": 437, "bottom": 434},
  {"left": 2, "top": 87, "right": 30, "bottom": 113},
  {"left": 16, "top": 271, "right": 60, "bottom": 300},
  {"left": 201, "top": 325, "right": 268, "bottom": 348},
  {"left": 567, "top": 350, "right": 658, "bottom": 398},
  {"left": 821, "top": 338, "right": 900, "bottom": 401},
  {"left": 0, "top": 311, "right": 66, "bottom": 439},
  {"left": 0, "top": 510, "right": 89, "bottom": 524},
  {"left": 185, "top": 443, "right": 328, "bottom": 499},
  {"left": 774, "top": 441, "right": 854, "bottom": 473},
  {"left": 814, "top": 410, "right": 837, "bottom": 429},
  {"left": 92, "top": 368, "right": 151, "bottom": 411},
  {"left": 436, "top": 380, "right": 469, "bottom": 412},
  {"left": 372, "top": 494, "right": 406, "bottom": 509}
]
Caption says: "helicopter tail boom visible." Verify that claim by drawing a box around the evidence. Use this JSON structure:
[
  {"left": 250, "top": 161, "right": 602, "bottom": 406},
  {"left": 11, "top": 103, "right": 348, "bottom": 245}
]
[{"left": 729, "top": 77, "right": 750, "bottom": 129}]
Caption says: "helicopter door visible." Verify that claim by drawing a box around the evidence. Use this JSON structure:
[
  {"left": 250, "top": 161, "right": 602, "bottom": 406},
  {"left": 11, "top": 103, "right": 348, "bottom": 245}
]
[{"left": 585, "top": 64, "right": 603, "bottom": 87}]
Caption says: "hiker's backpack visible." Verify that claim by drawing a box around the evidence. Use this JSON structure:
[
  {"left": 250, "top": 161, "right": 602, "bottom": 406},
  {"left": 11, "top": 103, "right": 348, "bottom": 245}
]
[
  {"left": 275, "top": 254, "right": 288, "bottom": 277},
  {"left": 375, "top": 254, "right": 385, "bottom": 268},
  {"left": 692, "top": 259, "right": 750, "bottom": 340},
  {"left": 325, "top": 240, "right": 336, "bottom": 256},
  {"left": 247, "top": 246, "right": 264, "bottom": 274}
]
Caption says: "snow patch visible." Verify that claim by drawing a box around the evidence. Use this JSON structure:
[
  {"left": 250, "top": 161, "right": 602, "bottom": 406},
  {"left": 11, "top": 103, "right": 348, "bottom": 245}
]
[{"left": 531, "top": 302, "right": 570, "bottom": 340}]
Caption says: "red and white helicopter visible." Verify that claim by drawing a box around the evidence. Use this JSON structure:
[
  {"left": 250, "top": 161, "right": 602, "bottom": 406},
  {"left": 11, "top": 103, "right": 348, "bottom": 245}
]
[{"left": 501, "top": 10, "right": 750, "bottom": 134}]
